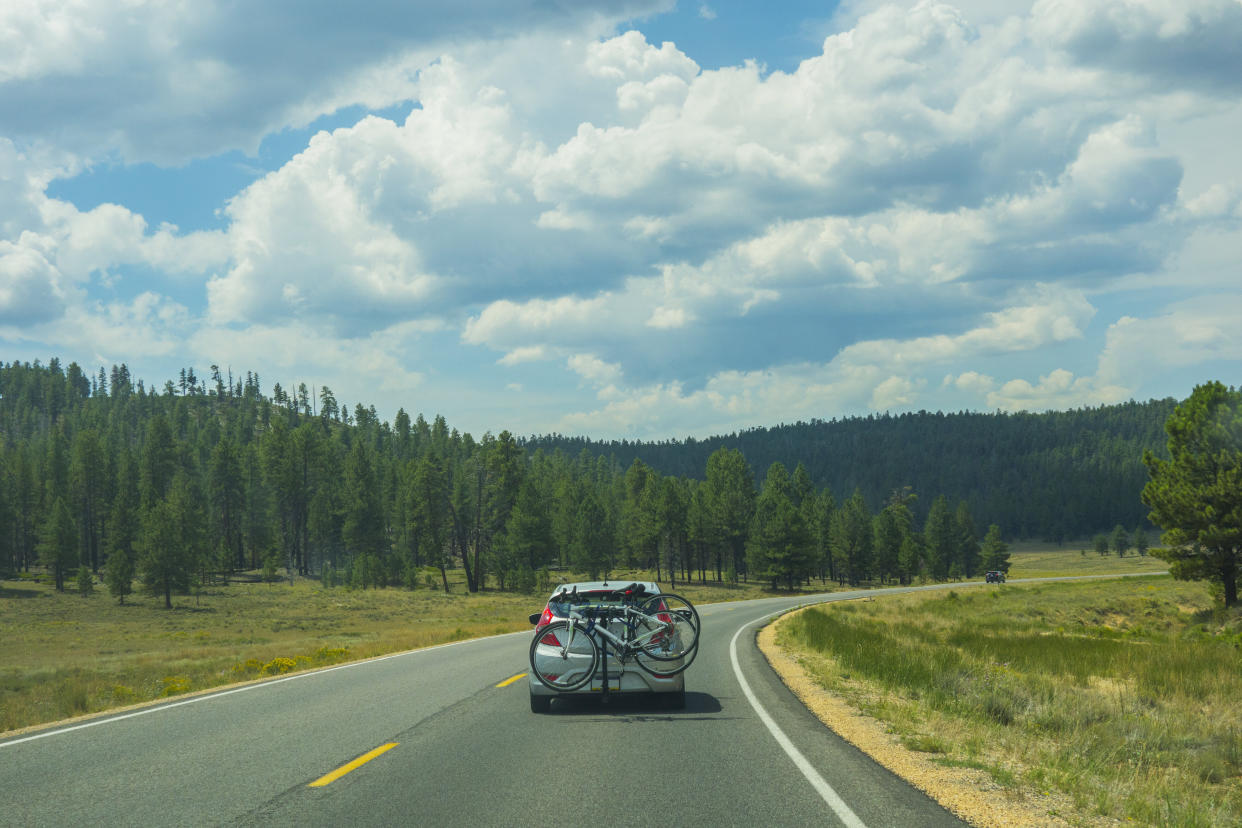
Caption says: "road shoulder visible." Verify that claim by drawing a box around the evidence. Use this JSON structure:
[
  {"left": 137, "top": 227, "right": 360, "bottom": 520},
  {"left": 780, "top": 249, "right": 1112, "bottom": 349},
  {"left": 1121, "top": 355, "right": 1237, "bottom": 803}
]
[{"left": 756, "top": 607, "right": 1074, "bottom": 828}]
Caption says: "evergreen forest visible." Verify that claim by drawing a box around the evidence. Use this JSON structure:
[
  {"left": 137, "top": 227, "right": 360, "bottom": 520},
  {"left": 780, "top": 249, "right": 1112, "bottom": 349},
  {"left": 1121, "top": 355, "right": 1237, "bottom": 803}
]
[
  {"left": 0, "top": 358, "right": 1169, "bottom": 601},
  {"left": 525, "top": 399, "right": 1175, "bottom": 542}
]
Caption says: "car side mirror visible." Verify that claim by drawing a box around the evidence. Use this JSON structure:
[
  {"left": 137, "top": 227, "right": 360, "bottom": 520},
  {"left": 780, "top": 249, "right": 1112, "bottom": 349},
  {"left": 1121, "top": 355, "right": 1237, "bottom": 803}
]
[{"left": 528, "top": 613, "right": 542, "bottom": 625}]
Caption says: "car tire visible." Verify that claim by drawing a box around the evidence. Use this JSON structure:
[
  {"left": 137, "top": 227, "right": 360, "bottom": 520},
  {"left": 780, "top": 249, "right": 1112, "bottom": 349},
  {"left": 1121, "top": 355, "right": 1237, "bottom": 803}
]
[{"left": 530, "top": 692, "right": 552, "bottom": 714}]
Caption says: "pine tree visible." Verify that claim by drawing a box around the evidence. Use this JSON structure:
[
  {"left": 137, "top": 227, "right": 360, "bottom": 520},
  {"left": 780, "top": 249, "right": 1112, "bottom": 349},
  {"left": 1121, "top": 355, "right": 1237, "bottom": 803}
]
[
  {"left": 955, "top": 501, "right": 981, "bottom": 578},
  {"left": 105, "top": 453, "right": 139, "bottom": 604},
  {"left": 140, "top": 414, "right": 177, "bottom": 507},
  {"left": 208, "top": 438, "right": 245, "bottom": 573},
  {"left": 811, "top": 489, "right": 837, "bottom": 582},
  {"left": 704, "top": 447, "right": 755, "bottom": 581},
  {"left": 621, "top": 459, "right": 655, "bottom": 569},
  {"left": 37, "top": 497, "right": 77, "bottom": 591},
  {"left": 343, "top": 440, "right": 385, "bottom": 587},
  {"left": 829, "top": 490, "right": 873, "bottom": 586},
  {"left": 501, "top": 480, "right": 552, "bottom": 575},
  {"left": 70, "top": 428, "right": 106, "bottom": 571},
  {"left": 1111, "top": 524, "right": 1130, "bottom": 557},
  {"left": 923, "top": 495, "right": 955, "bottom": 581},
  {"left": 651, "top": 476, "right": 688, "bottom": 587},
  {"left": 137, "top": 475, "right": 202, "bottom": 608},
  {"left": 0, "top": 459, "right": 13, "bottom": 578},
  {"left": 76, "top": 564, "right": 94, "bottom": 596},
  {"left": 105, "top": 545, "right": 134, "bottom": 605},
  {"left": 747, "top": 463, "right": 813, "bottom": 589},
  {"left": 980, "top": 524, "right": 1010, "bottom": 573},
  {"left": 1142, "top": 381, "right": 1242, "bottom": 605},
  {"left": 43, "top": 426, "right": 70, "bottom": 513},
  {"left": 873, "top": 508, "right": 903, "bottom": 585},
  {"left": 571, "top": 490, "right": 613, "bottom": 580},
  {"left": 409, "top": 452, "right": 451, "bottom": 591},
  {"left": 790, "top": 462, "right": 815, "bottom": 509}
]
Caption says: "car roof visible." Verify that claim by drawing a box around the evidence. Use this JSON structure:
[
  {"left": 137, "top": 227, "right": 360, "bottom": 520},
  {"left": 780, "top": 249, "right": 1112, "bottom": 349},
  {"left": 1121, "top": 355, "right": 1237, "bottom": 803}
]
[{"left": 549, "top": 580, "right": 661, "bottom": 596}]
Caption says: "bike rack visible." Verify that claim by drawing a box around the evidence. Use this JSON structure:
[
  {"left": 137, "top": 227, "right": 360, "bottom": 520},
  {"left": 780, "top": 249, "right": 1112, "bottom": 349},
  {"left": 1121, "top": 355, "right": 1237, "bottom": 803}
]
[{"left": 600, "top": 638, "right": 611, "bottom": 701}]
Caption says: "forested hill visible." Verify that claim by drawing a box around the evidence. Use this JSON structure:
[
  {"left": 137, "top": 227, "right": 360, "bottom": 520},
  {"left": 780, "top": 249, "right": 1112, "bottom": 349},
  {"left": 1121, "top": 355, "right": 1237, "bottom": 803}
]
[
  {"left": 1, "top": 356, "right": 1176, "bottom": 600},
  {"left": 524, "top": 402, "right": 1176, "bottom": 540}
]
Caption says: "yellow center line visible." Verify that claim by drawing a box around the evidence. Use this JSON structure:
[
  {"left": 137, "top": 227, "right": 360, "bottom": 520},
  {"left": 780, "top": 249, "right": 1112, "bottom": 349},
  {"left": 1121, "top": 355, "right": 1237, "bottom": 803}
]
[
  {"left": 496, "top": 672, "right": 527, "bottom": 688},
  {"left": 308, "top": 743, "right": 398, "bottom": 788}
]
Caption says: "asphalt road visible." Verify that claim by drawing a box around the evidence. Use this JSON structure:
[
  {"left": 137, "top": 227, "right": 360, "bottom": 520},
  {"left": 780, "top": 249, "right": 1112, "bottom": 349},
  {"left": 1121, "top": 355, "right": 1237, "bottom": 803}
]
[{"left": 0, "top": 587, "right": 982, "bottom": 828}]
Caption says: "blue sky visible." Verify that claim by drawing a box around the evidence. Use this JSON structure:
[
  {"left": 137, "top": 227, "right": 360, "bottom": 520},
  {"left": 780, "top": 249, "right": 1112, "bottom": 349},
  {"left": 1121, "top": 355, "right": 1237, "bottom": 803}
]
[{"left": 2, "top": 0, "right": 1241, "bottom": 439}]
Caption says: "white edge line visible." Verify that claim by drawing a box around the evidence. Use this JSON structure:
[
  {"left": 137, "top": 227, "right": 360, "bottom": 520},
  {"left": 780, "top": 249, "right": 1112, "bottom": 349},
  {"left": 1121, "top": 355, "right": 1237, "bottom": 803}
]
[
  {"left": 1, "top": 629, "right": 531, "bottom": 749},
  {"left": 730, "top": 612, "right": 868, "bottom": 828}
]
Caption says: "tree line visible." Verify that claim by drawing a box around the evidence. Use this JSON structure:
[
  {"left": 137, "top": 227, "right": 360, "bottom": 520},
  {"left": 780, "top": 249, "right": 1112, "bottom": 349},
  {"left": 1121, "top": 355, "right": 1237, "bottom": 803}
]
[
  {"left": 525, "top": 399, "right": 1175, "bottom": 541},
  {"left": 0, "top": 358, "right": 1023, "bottom": 604}
]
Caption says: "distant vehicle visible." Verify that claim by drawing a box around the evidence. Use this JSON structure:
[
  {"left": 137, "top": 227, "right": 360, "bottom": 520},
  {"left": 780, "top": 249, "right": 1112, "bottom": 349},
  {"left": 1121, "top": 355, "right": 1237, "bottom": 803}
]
[
  {"left": 527, "top": 581, "right": 694, "bottom": 712},
  {"left": 985, "top": 570, "right": 1006, "bottom": 583}
]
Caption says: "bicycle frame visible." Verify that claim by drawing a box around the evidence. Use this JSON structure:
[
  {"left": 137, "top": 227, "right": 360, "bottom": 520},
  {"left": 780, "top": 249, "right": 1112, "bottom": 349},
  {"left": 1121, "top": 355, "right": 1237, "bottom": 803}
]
[{"left": 557, "top": 604, "right": 671, "bottom": 663}]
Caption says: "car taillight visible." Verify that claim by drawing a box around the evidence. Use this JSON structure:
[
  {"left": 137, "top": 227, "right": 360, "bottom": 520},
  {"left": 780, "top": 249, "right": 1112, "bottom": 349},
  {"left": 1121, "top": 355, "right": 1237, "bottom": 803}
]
[
  {"left": 538, "top": 629, "right": 561, "bottom": 647},
  {"left": 652, "top": 598, "right": 672, "bottom": 624},
  {"left": 536, "top": 606, "right": 554, "bottom": 630}
]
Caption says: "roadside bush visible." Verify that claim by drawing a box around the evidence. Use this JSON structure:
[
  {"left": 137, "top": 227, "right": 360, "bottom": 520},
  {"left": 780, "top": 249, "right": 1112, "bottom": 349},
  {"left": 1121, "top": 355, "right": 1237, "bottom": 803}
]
[{"left": 262, "top": 657, "right": 296, "bottom": 675}]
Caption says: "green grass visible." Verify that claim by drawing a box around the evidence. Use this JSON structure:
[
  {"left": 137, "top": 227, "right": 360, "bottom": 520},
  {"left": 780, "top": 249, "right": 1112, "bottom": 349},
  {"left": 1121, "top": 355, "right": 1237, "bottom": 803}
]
[
  {"left": 1006, "top": 541, "right": 1170, "bottom": 578},
  {"left": 0, "top": 567, "right": 811, "bottom": 733},
  {"left": 779, "top": 577, "right": 1242, "bottom": 826}
]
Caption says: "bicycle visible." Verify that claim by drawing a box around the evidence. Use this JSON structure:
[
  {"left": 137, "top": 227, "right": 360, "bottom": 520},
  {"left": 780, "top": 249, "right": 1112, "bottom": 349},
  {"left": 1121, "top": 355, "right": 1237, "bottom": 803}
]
[{"left": 528, "top": 585, "right": 700, "bottom": 693}]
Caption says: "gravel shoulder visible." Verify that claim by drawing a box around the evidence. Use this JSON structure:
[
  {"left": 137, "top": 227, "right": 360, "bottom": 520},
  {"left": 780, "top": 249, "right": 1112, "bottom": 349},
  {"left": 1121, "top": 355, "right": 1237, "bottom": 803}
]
[{"left": 757, "top": 607, "right": 1079, "bottom": 828}]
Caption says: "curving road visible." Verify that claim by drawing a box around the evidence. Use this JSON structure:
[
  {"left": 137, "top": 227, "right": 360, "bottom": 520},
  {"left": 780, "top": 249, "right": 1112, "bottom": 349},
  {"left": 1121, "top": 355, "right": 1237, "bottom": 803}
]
[{"left": 1, "top": 588, "right": 979, "bottom": 827}]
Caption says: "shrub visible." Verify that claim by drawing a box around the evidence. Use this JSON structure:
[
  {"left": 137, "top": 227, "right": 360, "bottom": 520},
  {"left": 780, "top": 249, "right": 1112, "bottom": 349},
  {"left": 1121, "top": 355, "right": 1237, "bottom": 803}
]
[
  {"left": 402, "top": 563, "right": 420, "bottom": 591},
  {"left": 262, "top": 657, "right": 297, "bottom": 675},
  {"left": 161, "top": 676, "right": 191, "bottom": 696},
  {"left": 313, "top": 646, "right": 349, "bottom": 663},
  {"left": 262, "top": 550, "right": 281, "bottom": 583}
]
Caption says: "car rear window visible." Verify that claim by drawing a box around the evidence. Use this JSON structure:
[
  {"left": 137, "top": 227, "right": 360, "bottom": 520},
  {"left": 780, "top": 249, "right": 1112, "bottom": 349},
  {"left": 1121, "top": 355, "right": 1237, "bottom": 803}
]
[{"left": 549, "top": 591, "right": 649, "bottom": 615}]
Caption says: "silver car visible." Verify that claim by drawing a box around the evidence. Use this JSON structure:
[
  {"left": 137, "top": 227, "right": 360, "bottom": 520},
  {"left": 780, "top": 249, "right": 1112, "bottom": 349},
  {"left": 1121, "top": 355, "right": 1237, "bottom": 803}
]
[{"left": 527, "top": 580, "right": 688, "bottom": 712}]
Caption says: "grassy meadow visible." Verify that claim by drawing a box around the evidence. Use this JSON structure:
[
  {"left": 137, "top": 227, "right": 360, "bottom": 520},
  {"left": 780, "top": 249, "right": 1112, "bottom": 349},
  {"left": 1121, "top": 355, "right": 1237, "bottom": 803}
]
[
  {"left": 777, "top": 576, "right": 1242, "bottom": 826},
  {"left": 0, "top": 568, "right": 794, "bottom": 734},
  {"left": 1006, "top": 541, "right": 1171, "bottom": 579},
  {"left": 1, "top": 547, "right": 1169, "bottom": 736}
]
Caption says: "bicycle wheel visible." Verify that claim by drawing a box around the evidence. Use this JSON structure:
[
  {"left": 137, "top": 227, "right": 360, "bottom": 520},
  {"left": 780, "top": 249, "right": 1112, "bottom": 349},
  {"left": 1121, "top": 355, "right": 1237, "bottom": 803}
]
[
  {"left": 635, "top": 593, "right": 700, "bottom": 661},
  {"left": 529, "top": 621, "right": 599, "bottom": 692},
  {"left": 634, "top": 636, "right": 698, "bottom": 677}
]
